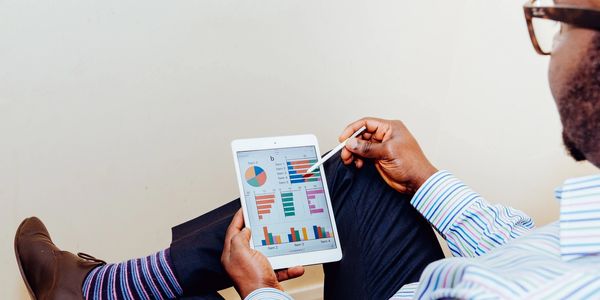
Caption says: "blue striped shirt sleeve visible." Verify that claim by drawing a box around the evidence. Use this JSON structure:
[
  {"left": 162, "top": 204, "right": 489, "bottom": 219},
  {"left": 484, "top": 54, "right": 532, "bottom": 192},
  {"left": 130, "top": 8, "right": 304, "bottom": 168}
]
[
  {"left": 245, "top": 288, "right": 294, "bottom": 300},
  {"left": 558, "top": 175, "right": 600, "bottom": 261},
  {"left": 410, "top": 170, "right": 535, "bottom": 257}
]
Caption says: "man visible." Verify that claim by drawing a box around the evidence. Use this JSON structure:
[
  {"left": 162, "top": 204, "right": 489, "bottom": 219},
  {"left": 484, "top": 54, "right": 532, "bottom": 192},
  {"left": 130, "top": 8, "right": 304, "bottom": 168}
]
[
  {"left": 219, "top": 0, "right": 600, "bottom": 299},
  {"left": 14, "top": 0, "right": 600, "bottom": 299}
]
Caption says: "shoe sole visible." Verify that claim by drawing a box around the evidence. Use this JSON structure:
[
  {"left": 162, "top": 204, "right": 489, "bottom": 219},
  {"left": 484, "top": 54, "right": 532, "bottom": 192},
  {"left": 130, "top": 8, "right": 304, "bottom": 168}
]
[{"left": 14, "top": 218, "right": 38, "bottom": 300}]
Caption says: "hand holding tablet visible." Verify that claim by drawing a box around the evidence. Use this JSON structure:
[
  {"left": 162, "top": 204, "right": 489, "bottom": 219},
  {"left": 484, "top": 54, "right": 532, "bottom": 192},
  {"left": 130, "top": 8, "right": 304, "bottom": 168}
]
[{"left": 221, "top": 209, "right": 305, "bottom": 298}]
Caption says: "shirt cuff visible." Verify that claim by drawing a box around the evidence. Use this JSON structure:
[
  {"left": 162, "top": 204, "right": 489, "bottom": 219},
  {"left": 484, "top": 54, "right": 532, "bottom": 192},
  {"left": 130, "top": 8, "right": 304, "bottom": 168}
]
[
  {"left": 410, "top": 170, "right": 478, "bottom": 235},
  {"left": 244, "top": 288, "right": 293, "bottom": 300}
]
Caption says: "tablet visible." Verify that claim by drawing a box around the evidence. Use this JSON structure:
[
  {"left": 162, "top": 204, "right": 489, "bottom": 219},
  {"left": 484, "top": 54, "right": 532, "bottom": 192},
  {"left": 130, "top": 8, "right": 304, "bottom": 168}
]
[{"left": 231, "top": 134, "right": 342, "bottom": 269}]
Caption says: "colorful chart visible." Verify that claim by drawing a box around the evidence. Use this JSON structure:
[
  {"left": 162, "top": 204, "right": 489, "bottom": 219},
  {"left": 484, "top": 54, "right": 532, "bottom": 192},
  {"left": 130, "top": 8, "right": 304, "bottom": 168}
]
[
  {"left": 262, "top": 226, "right": 283, "bottom": 245},
  {"left": 286, "top": 158, "right": 321, "bottom": 184},
  {"left": 261, "top": 225, "right": 334, "bottom": 246},
  {"left": 255, "top": 193, "right": 275, "bottom": 220},
  {"left": 288, "top": 226, "right": 310, "bottom": 242},
  {"left": 306, "top": 188, "right": 325, "bottom": 214},
  {"left": 281, "top": 192, "right": 295, "bottom": 217},
  {"left": 245, "top": 165, "right": 267, "bottom": 187},
  {"left": 312, "top": 225, "right": 333, "bottom": 240}
]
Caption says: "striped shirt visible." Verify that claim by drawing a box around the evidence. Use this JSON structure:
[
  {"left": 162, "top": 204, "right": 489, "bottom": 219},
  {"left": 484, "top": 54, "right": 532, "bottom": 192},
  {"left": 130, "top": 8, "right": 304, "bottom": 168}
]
[{"left": 246, "top": 171, "right": 600, "bottom": 300}]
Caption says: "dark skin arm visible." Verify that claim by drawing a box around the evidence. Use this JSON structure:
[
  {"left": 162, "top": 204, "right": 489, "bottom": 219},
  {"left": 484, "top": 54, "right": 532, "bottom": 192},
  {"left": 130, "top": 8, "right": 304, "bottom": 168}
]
[{"left": 221, "top": 209, "right": 305, "bottom": 298}]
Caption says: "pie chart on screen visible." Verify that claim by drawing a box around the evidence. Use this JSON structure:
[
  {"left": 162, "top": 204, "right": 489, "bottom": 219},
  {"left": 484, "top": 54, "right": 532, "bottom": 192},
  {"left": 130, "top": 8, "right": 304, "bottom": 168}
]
[{"left": 245, "top": 165, "right": 267, "bottom": 187}]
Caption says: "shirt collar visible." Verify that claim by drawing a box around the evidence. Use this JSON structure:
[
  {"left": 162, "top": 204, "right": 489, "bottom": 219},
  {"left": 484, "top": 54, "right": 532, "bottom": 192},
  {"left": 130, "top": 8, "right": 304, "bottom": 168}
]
[{"left": 556, "top": 174, "right": 600, "bottom": 261}]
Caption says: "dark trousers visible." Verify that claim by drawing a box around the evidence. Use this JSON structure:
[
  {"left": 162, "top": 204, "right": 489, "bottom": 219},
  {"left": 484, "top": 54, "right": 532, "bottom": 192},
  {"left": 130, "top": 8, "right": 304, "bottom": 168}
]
[{"left": 169, "top": 154, "right": 444, "bottom": 299}]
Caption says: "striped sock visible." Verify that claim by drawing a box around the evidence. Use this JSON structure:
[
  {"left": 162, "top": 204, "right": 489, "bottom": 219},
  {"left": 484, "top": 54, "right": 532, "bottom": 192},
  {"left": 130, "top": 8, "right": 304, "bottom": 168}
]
[{"left": 82, "top": 248, "right": 183, "bottom": 300}]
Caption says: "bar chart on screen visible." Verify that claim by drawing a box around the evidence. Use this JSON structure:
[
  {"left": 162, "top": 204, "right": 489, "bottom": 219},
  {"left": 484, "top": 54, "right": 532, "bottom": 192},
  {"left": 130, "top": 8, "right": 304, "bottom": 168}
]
[
  {"left": 280, "top": 191, "right": 296, "bottom": 217},
  {"left": 286, "top": 158, "right": 321, "bottom": 184},
  {"left": 255, "top": 193, "right": 276, "bottom": 220},
  {"left": 306, "top": 188, "right": 325, "bottom": 214},
  {"left": 261, "top": 225, "right": 334, "bottom": 246},
  {"left": 262, "top": 226, "right": 284, "bottom": 245}
]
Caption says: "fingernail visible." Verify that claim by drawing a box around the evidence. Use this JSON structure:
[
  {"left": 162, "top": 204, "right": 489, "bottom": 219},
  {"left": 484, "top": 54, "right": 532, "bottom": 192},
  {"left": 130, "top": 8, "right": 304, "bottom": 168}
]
[{"left": 346, "top": 138, "right": 358, "bottom": 149}]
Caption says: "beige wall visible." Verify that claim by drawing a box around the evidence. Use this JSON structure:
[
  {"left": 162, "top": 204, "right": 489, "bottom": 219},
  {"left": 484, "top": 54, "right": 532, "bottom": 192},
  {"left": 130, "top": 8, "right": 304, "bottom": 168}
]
[{"left": 1, "top": 0, "right": 598, "bottom": 299}]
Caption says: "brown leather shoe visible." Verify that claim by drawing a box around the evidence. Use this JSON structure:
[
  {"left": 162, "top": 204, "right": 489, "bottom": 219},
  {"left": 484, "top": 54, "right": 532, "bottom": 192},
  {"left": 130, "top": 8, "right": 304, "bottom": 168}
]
[{"left": 14, "top": 217, "right": 106, "bottom": 300}]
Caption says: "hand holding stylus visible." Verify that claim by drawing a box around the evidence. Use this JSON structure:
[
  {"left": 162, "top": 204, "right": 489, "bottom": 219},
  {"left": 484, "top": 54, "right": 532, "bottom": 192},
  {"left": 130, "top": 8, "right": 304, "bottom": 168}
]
[{"left": 339, "top": 117, "right": 438, "bottom": 194}]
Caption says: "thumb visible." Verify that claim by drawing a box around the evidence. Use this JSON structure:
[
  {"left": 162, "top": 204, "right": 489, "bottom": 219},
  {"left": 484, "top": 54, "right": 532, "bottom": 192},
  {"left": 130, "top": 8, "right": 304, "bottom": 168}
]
[
  {"left": 345, "top": 138, "right": 387, "bottom": 159},
  {"left": 239, "top": 227, "right": 252, "bottom": 242},
  {"left": 232, "top": 228, "right": 252, "bottom": 250}
]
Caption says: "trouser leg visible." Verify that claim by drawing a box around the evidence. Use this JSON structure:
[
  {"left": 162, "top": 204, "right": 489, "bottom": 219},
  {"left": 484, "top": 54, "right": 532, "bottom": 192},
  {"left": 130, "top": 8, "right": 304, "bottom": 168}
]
[
  {"left": 321, "top": 154, "right": 444, "bottom": 299},
  {"left": 170, "top": 200, "right": 239, "bottom": 298}
]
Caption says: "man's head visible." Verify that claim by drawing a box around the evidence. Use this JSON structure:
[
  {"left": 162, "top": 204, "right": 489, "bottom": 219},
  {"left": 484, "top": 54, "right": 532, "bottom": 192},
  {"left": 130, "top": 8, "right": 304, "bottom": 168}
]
[{"left": 546, "top": 0, "right": 600, "bottom": 167}]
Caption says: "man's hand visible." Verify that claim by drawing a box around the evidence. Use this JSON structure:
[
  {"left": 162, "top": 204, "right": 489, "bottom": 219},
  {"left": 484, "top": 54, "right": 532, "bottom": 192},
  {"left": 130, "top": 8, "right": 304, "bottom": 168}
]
[
  {"left": 221, "top": 210, "right": 305, "bottom": 298},
  {"left": 340, "top": 117, "right": 438, "bottom": 194}
]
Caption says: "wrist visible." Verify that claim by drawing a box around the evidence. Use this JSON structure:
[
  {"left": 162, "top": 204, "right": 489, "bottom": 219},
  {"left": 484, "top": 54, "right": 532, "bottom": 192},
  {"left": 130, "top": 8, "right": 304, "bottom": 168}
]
[
  {"left": 244, "top": 287, "right": 290, "bottom": 300},
  {"left": 239, "top": 281, "right": 283, "bottom": 299},
  {"left": 412, "top": 163, "right": 438, "bottom": 190}
]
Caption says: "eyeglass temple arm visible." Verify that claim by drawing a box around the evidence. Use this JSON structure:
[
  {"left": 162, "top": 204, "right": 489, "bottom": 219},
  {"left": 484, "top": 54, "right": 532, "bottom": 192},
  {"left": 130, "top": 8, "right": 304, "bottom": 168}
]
[{"left": 524, "top": 5, "right": 600, "bottom": 31}]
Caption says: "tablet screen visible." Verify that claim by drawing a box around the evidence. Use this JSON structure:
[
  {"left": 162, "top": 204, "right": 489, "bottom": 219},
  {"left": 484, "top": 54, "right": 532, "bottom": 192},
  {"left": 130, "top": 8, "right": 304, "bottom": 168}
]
[{"left": 236, "top": 146, "right": 337, "bottom": 257}]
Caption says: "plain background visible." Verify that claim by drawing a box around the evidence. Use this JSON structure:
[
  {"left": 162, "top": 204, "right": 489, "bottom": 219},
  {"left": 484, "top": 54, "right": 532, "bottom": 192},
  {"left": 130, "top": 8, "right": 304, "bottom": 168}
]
[{"left": 1, "top": 0, "right": 598, "bottom": 299}]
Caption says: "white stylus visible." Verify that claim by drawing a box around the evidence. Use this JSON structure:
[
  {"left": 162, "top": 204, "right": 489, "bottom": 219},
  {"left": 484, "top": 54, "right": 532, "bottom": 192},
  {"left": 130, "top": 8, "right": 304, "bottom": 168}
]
[{"left": 306, "top": 126, "right": 367, "bottom": 174}]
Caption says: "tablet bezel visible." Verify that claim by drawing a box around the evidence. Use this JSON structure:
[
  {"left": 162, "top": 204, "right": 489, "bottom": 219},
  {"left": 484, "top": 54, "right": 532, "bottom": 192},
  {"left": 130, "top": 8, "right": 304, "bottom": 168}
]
[{"left": 231, "top": 134, "right": 342, "bottom": 270}]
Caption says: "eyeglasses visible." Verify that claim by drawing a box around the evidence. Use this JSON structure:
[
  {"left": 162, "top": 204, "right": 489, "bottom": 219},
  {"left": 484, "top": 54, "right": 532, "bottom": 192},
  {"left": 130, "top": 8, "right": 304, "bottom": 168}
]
[{"left": 523, "top": 0, "right": 600, "bottom": 55}]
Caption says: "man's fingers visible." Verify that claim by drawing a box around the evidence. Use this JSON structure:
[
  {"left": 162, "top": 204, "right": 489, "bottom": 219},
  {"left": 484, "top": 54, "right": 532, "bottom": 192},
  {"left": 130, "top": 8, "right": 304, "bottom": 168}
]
[
  {"left": 224, "top": 209, "right": 244, "bottom": 254},
  {"left": 362, "top": 132, "right": 373, "bottom": 140},
  {"left": 275, "top": 266, "right": 305, "bottom": 281},
  {"left": 339, "top": 117, "right": 385, "bottom": 142},
  {"left": 340, "top": 148, "right": 354, "bottom": 165},
  {"left": 339, "top": 117, "right": 396, "bottom": 167},
  {"left": 231, "top": 209, "right": 245, "bottom": 231},
  {"left": 231, "top": 227, "right": 252, "bottom": 251},
  {"left": 345, "top": 138, "right": 387, "bottom": 159},
  {"left": 225, "top": 209, "right": 244, "bottom": 238},
  {"left": 354, "top": 158, "right": 364, "bottom": 168}
]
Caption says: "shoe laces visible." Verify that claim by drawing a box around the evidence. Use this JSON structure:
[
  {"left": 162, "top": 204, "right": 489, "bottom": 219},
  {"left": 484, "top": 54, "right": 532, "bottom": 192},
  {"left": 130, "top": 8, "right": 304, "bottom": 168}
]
[{"left": 77, "top": 252, "right": 107, "bottom": 265}]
